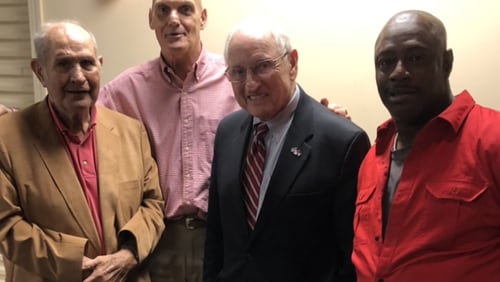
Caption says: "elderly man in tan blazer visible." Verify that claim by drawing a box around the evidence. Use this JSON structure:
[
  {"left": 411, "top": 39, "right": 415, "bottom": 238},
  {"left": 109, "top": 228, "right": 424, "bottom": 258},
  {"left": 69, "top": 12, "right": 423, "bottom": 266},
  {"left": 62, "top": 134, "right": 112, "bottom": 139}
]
[{"left": 0, "top": 21, "right": 164, "bottom": 282}]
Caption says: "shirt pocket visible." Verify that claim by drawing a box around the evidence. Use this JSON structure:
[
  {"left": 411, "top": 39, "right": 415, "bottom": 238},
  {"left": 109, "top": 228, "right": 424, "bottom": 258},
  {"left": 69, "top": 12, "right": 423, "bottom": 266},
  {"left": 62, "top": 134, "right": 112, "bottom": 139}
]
[
  {"left": 199, "top": 119, "right": 219, "bottom": 177},
  {"left": 353, "top": 184, "right": 377, "bottom": 245},
  {"left": 425, "top": 182, "right": 487, "bottom": 202},
  {"left": 421, "top": 181, "right": 488, "bottom": 248}
]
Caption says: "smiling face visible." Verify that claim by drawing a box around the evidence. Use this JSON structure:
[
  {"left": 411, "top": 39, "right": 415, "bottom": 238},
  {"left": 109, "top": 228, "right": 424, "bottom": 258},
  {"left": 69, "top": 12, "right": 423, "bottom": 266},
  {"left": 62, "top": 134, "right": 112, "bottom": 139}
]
[
  {"left": 149, "top": 0, "right": 206, "bottom": 62},
  {"left": 374, "top": 11, "right": 453, "bottom": 127},
  {"left": 31, "top": 23, "right": 102, "bottom": 121},
  {"left": 226, "top": 31, "right": 298, "bottom": 121}
]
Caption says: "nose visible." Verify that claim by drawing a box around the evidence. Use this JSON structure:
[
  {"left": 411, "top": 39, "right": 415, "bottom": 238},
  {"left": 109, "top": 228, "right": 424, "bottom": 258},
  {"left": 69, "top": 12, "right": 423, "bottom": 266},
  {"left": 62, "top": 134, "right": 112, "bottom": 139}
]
[
  {"left": 69, "top": 65, "right": 86, "bottom": 84},
  {"left": 167, "top": 9, "right": 180, "bottom": 25},
  {"left": 244, "top": 69, "right": 260, "bottom": 92},
  {"left": 389, "top": 60, "right": 410, "bottom": 81}
]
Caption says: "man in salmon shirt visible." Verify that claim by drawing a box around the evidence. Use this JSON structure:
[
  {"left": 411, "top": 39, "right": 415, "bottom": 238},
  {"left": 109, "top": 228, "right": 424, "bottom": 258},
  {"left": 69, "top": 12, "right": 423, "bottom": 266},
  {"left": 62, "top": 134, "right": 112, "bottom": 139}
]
[{"left": 352, "top": 10, "right": 500, "bottom": 282}]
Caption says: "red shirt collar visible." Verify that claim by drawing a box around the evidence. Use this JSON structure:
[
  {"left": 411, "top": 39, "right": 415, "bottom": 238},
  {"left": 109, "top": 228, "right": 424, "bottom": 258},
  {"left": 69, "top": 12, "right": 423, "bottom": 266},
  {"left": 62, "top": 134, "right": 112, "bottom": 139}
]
[{"left": 46, "top": 97, "right": 97, "bottom": 143}]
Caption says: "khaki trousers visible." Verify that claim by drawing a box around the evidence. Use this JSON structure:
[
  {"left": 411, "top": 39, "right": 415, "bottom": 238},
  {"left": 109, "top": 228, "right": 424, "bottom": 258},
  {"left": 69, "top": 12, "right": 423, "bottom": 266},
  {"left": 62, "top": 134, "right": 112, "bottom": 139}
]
[{"left": 148, "top": 218, "right": 206, "bottom": 282}]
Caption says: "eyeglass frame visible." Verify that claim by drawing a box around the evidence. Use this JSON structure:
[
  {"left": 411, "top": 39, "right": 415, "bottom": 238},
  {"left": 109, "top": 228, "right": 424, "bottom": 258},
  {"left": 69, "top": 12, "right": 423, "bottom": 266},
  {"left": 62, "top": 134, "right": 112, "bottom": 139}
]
[{"left": 224, "top": 51, "right": 289, "bottom": 83}]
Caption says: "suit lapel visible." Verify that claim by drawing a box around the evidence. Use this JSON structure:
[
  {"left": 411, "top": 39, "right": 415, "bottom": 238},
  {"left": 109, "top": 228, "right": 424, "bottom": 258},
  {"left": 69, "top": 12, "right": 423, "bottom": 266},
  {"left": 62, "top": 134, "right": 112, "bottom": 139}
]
[
  {"left": 228, "top": 116, "right": 255, "bottom": 238},
  {"left": 252, "top": 90, "right": 314, "bottom": 236},
  {"left": 29, "top": 102, "right": 101, "bottom": 253},
  {"left": 94, "top": 108, "right": 120, "bottom": 253}
]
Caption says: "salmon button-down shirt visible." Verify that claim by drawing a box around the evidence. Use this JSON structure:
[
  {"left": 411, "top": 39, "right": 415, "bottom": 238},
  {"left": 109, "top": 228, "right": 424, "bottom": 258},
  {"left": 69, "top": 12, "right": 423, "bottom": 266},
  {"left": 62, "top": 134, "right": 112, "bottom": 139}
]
[{"left": 98, "top": 48, "right": 240, "bottom": 220}]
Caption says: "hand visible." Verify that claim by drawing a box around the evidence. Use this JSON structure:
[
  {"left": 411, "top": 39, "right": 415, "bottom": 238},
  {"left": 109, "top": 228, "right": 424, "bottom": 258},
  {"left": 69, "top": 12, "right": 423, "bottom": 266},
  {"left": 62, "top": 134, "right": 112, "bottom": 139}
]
[
  {"left": 81, "top": 249, "right": 137, "bottom": 282},
  {"left": 320, "top": 98, "right": 351, "bottom": 120},
  {"left": 0, "top": 104, "right": 17, "bottom": 116}
]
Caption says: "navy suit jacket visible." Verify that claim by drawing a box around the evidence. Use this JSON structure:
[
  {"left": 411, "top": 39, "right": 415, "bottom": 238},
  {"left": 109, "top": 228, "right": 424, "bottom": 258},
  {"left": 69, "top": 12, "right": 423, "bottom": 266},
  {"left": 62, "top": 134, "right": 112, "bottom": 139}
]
[{"left": 204, "top": 87, "right": 370, "bottom": 282}]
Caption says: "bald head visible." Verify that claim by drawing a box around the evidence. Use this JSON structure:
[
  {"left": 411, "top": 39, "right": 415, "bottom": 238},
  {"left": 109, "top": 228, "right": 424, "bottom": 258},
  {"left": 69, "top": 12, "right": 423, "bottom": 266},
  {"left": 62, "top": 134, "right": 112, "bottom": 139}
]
[
  {"left": 224, "top": 17, "right": 292, "bottom": 63},
  {"left": 152, "top": 0, "right": 203, "bottom": 9},
  {"left": 376, "top": 10, "right": 447, "bottom": 52},
  {"left": 33, "top": 21, "right": 97, "bottom": 64},
  {"left": 373, "top": 10, "right": 454, "bottom": 130}
]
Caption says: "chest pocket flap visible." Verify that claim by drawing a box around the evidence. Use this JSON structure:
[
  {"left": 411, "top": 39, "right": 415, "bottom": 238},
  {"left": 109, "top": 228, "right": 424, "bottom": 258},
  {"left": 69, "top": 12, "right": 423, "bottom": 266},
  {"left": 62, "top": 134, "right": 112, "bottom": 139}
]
[
  {"left": 356, "top": 184, "right": 376, "bottom": 205},
  {"left": 425, "top": 181, "right": 487, "bottom": 202}
]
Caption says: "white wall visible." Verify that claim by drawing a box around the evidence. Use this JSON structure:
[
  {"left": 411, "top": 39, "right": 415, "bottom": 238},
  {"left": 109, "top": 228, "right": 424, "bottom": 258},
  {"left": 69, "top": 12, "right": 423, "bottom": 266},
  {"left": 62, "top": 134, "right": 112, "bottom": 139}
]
[{"left": 40, "top": 0, "right": 500, "bottom": 141}]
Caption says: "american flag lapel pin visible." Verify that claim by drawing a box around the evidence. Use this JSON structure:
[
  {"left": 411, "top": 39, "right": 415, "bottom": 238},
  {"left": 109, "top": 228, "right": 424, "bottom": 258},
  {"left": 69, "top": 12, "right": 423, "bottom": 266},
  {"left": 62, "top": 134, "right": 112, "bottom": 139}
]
[{"left": 290, "top": 147, "right": 302, "bottom": 157}]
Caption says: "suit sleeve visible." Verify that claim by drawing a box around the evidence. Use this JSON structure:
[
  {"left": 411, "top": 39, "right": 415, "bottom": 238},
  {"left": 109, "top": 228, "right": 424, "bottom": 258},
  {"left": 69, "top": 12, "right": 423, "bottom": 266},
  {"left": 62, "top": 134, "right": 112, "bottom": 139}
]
[
  {"left": 333, "top": 130, "right": 370, "bottom": 281},
  {"left": 203, "top": 129, "right": 224, "bottom": 282},
  {"left": 0, "top": 142, "right": 87, "bottom": 281},
  {"left": 117, "top": 124, "right": 165, "bottom": 262}
]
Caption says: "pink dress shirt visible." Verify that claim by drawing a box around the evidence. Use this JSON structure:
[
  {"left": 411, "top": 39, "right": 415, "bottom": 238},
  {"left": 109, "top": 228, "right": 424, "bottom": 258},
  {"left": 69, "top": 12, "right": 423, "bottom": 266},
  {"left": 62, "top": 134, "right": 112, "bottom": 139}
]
[
  {"left": 97, "top": 48, "right": 239, "bottom": 220},
  {"left": 353, "top": 91, "right": 500, "bottom": 282}
]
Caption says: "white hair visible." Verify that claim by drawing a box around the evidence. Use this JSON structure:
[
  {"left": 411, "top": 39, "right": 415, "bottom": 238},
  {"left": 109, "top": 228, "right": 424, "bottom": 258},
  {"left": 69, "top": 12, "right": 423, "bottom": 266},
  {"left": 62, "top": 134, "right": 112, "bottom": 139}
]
[
  {"left": 224, "top": 17, "right": 292, "bottom": 63},
  {"left": 33, "top": 20, "right": 98, "bottom": 63}
]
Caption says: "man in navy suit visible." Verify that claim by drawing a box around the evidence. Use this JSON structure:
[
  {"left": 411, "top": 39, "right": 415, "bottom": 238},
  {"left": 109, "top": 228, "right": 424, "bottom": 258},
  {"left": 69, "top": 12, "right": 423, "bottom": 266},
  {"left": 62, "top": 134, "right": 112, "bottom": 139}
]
[{"left": 203, "top": 18, "right": 370, "bottom": 282}]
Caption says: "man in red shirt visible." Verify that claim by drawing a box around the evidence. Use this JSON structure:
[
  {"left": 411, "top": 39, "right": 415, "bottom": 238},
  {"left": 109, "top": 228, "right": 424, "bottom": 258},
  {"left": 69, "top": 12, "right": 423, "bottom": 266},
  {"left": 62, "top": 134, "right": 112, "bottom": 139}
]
[{"left": 352, "top": 10, "right": 500, "bottom": 282}]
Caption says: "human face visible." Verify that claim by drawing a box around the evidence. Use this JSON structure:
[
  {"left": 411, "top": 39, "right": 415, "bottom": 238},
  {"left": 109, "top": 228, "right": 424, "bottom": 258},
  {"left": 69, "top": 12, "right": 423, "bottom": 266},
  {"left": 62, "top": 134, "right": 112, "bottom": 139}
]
[
  {"left": 374, "top": 13, "right": 453, "bottom": 127},
  {"left": 31, "top": 24, "right": 102, "bottom": 120},
  {"left": 149, "top": 0, "right": 207, "bottom": 60},
  {"left": 226, "top": 32, "right": 298, "bottom": 121}
]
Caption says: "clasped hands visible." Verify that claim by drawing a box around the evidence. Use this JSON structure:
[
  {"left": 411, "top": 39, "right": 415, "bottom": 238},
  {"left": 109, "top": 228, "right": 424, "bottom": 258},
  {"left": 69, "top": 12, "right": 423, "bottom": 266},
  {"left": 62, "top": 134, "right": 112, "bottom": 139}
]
[{"left": 81, "top": 248, "right": 137, "bottom": 282}]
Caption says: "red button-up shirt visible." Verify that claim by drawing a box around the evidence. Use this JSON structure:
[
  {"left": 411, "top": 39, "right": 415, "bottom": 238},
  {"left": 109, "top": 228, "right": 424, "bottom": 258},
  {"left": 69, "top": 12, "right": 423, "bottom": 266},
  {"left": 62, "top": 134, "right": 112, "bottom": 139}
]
[{"left": 353, "top": 91, "right": 500, "bottom": 282}]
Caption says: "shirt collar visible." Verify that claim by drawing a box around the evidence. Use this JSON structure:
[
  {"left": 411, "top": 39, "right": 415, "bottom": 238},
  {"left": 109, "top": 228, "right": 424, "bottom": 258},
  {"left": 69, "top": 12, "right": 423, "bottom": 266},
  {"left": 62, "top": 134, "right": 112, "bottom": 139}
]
[
  {"left": 375, "top": 90, "right": 475, "bottom": 153},
  {"left": 435, "top": 90, "right": 475, "bottom": 134},
  {"left": 253, "top": 84, "right": 300, "bottom": 131},
  {"left": 46, "top": 97, "right": 97, "bottom": 143},
  {"left": 160, "top": 46, "right": 207, "bottom": 85}
]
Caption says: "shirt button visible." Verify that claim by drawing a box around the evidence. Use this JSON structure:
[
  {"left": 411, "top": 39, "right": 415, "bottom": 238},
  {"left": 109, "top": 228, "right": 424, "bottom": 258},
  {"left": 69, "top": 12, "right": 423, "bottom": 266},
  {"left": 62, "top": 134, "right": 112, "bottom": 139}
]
[{"left": 82, "top": 160, "right": 88, "bottom": 166}]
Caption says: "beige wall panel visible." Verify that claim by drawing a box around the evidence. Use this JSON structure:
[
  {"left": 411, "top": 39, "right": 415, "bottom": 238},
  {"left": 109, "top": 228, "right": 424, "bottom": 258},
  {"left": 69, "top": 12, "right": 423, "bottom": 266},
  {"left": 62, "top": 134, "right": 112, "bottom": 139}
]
[
  {"left": 0, "top": 59, "right": 32, "bottom": 76},
  {"left": 0, "top": 92, "right": 33, "bottom": 108},
  {"left": 0, "top": 0, "right": 23, "bottom": 4},
  {"left": 0, "top": 41, "right": 31, "bottom": 58},
  {"left": 0, "top": 23, "right": 30, "bottom": 40},
  {"left": 0, "top": 76, "right": 33, "bottom": 93},
  {"left": 0, "top": 5, "right": 28, "bottom": 22}
]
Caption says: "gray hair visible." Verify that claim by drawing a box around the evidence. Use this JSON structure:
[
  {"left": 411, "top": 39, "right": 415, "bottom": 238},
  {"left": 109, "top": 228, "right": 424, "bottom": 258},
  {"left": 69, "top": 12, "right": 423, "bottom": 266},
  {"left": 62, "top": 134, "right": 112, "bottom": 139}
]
[
  {"left": 33, "top": 20, "right": 98, "bottom": 63},
  {"left": 224, "top": 18, "right": 292, "bottom": 63}
]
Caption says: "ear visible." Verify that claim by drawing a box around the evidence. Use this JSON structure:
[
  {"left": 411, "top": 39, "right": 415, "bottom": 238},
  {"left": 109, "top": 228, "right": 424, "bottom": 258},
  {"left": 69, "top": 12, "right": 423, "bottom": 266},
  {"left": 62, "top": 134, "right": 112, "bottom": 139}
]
[
  {"left": 98, "top": 55, "right": 103, "bottom": 66},
  {"left": 200, "top": 8, "right": 207, "bottom": 30},
  {"left": 149, "top": 8, "right": 154, "bottom": 30},
  {"left": 443, "top": 49, "right": 453, "bottom": 78},
  {"left": 30, "top": 59, "right": 47, "bottom": 87},
  {"left": 288, "top": 49, "right": 299, "bottom": 81}
]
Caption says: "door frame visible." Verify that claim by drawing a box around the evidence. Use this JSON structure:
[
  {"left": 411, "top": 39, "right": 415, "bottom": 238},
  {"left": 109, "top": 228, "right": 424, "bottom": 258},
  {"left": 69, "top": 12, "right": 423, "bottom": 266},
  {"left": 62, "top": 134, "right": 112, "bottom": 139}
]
[{"left": 28, "top": 0, "right": 45, "bottom": 102}]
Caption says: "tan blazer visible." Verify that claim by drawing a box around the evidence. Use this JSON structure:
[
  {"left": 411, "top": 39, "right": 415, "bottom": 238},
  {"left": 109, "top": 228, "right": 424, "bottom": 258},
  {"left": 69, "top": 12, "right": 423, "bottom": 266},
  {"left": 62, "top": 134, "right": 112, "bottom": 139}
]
[{"left": 0, "top": 100, "right": 165, "bottom": 282}]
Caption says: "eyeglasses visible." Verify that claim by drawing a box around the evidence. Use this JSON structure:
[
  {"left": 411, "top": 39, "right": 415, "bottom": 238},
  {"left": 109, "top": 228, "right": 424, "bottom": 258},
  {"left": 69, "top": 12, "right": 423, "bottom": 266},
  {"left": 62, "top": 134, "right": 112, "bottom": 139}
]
[{"left": 225, "top": 52, "right": 289, "bottom": 83}]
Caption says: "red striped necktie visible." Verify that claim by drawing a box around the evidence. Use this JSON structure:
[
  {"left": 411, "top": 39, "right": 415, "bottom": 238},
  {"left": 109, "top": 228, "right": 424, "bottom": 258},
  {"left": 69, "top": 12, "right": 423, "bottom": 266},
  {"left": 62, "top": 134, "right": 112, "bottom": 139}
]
[{"left": 243, "top": 122, "right": 269, "bottom": 230}]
